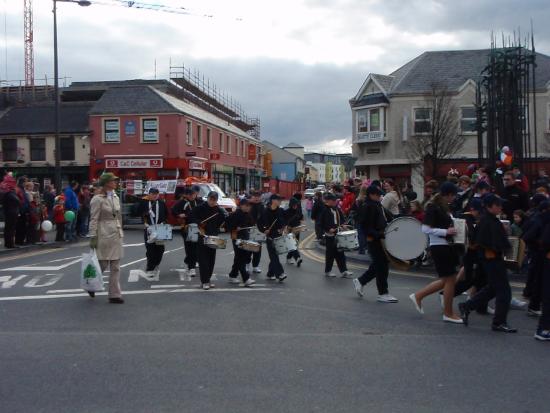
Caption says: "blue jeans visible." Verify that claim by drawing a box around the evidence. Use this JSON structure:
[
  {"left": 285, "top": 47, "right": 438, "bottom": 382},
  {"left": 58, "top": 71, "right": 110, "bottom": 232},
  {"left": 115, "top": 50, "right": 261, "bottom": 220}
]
[{"left": 65, "top": 210, "right": 77, "bottom": 241}]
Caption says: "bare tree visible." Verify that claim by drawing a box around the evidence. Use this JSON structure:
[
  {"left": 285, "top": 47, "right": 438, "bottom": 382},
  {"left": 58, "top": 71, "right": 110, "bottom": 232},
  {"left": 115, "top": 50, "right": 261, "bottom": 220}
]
[{"left": 406, "top": 83, "right": 464, "bottom": 180}]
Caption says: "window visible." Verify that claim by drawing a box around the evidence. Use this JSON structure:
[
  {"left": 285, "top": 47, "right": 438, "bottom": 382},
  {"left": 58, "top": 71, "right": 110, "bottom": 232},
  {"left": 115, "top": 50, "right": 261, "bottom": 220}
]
[
  {"left": 103, "top": 119, "right": 120, "bottom": 143},
  {"left": 414, "top": 108, "right": 432, "bottom": 134},
  {"left": 461, "top": 107, "right": 476, "bottom": 133},
  {"left": 237, "top": 138, "right": 241, "bottom": 156},
  {"left": 219, "top": 132, "right": 224, "bottom": 152},
  {"left": 207, "top": 128, "right": 212, "bottom": 149},
  {"left": 60, "top": 137, "right": 75, "bottom": 161},
  {"left": 1, "top": 139, "right": 17, "bottom": 161},
  {"left": 30, "top": 138, "right": 46, "bottom": 161},
  {"left": 357, "top": 108, "right": 384, "bottom": 133},
  {"left": 142, "top": 118, "right": 158, "bottom": 143},
  {"left": 196, "top": 124, "right": 202, "bottom": 147},
  {"left": 227, "top": 135, "right": 231, "bottom": 154},
  {"left": 241, "top": 140, "right": 245, "bottom": 157},
  {"left": 186, "top": 121, "right": 192, "bottom": 145}
]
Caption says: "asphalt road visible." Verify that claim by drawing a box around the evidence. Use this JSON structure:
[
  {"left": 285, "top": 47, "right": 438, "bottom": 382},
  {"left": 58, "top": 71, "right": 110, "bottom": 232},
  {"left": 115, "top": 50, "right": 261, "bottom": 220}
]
[{"left": 0, "top": 227, "right": 548, "bottom": 413}]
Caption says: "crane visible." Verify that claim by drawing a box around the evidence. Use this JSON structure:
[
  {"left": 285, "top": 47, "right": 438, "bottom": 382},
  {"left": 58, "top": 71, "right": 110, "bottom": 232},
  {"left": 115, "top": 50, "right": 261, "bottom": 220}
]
[{"left": 23, "top": 0, "right": 34, "bottom": 86}]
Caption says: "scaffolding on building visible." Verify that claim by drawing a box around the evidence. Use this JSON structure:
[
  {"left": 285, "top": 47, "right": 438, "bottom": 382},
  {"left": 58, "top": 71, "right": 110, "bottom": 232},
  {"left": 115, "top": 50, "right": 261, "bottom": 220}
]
[{"left": 169, "top": 64, "right": 260, "bottom": 138}]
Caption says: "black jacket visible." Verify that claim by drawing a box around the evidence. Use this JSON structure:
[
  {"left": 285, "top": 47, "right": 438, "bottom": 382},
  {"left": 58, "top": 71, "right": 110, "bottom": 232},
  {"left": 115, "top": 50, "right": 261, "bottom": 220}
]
[
  {"left": 258, "top": 206, "right": 286, "bottom": 238},
  {"left": 475, "top": 212, "right": 511, "bottom": 256},
  {"left": 283, "top": 206, "right": 303, "bottom": 228},
  {"left": 249, "top": 201, "right": 265, "bottom": 224},
  {"left": 500, "top": 185, "right": 529, "bottom": 219},
  {"left": 190, "top": 203, "right": 228, "bottom": 236},
  {"left": 227, "top": 209, "right": 255, "bottom": 240},
  {"left": 358, "top": 198, "right": 387, "bottom": 240},
  {"left": 311, "top": 198, "right": 325, "bottom": 221},
  {"left": 320, "top": 206, "right": 345, "bottom": 234},
  {"left": 172, "top": 197, "right": 203, "bottom": 218},
  {"left": 2, "top": 190, "right": 20, "bottom": 216},
  {"left": 138, "top": 199, "right": 168, "bottom": 226}
]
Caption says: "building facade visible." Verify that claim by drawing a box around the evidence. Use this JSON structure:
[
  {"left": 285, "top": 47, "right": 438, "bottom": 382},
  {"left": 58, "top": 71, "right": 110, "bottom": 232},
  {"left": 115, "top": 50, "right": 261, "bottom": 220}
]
[
  {"left": 304, "top": 152, "right": 354, "bottom": 184},
  {"left": 350, "top": 49, "right": 550, "bottom": 196},
  {"left": 262, "top": 140, "right": 305, "bottom": 182}
]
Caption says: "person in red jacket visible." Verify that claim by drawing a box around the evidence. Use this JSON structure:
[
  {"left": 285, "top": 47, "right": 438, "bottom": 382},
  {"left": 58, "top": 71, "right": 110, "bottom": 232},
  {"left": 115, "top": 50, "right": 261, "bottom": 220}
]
[
  {"left": 341, "top": 186, "right": 356, "bottom": 217},
  {"left": 53, "top": 196, "right": 66, "bottom": 242}
]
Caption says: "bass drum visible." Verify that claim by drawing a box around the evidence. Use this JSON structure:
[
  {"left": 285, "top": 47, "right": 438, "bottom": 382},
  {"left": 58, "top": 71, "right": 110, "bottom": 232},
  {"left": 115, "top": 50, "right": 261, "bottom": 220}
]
[{"left": 384, "top": 217, "right": 428, "bottom": 261}]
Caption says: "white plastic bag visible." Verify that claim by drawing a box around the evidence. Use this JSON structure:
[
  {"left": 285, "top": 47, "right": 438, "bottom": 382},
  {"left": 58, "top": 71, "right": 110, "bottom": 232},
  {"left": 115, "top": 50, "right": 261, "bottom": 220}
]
[{"left": 80, "top": 249, "right": 105, "bottom": 292}]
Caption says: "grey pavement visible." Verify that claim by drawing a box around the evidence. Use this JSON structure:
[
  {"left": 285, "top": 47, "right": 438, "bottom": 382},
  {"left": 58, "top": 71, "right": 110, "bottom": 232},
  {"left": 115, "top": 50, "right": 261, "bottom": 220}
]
[{"left": 0, "top": 228, "right": 547, "bottom": 413}]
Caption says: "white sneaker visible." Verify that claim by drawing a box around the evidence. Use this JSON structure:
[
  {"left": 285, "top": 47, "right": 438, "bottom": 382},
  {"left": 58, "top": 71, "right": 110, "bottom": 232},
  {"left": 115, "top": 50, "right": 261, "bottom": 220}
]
[
  {"left": 409, "top": 293, "right": 424, "bottom": 314},
  {"left": 145, "top": 271, "right": 157, "bottom": 280},
  {"left": 229, "top": 277, "right": 240, "bottom": 284},
  {"left": 266, "top": 275, "right": 276, "bottom": 280},
  {"left": 202, "top": 283, "right": 210, "bottom": 290},
  {"left": 278, "top": 273, "right": 288, "bottom": 282},
  {"left": 244, "top": 279, "right": 256, "bottom": 287},
  {"left": 286, "top": 258, "right": 294, "bottom": 265},
  {"left": 325, "top": 272, "right": 336, "bottom": 277},
  {"left": 443, "top": 315, "right": 464, "bottom": 324},
  {"left": 510, "top": 297, "right": 527, "bottom": 310},
  {"left": 487, "top": 306, "right": 495, "bottom": 315},
  {"left": 377, "top": 294, "right": 398, "bottom": 303},
  {"left": 188, "top": 268, "right": 196, "bottom": 277},
  {"left": 341, "top": 270, "right": 353, "bottom": 278},
  {"left": 253, "top": 267, "right": 262, "bottom": 273},
  {"left": 353, "top": 278, "right": 364, "bottom": 297}
]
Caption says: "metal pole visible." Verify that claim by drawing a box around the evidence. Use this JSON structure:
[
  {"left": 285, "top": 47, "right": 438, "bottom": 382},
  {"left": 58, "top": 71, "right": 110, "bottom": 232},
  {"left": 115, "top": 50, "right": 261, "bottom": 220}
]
[{"left": 53, "top": 0, "right": 61, "bottom": 194}]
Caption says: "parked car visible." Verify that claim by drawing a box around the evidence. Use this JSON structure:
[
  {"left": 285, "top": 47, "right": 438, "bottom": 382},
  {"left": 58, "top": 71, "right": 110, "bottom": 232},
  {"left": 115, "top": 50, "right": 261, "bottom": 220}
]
[{"left": 304, "top": 188, "right": 316, "bottom": 198}]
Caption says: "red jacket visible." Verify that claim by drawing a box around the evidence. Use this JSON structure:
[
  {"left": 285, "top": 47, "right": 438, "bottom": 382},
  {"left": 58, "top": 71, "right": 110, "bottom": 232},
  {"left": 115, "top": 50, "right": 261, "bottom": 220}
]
[
  {"left": 53, "top": 205, "right": 65, "bottom": 224},
  {"left": 341, "top": 192, "right": 356, "bottom": 215}
]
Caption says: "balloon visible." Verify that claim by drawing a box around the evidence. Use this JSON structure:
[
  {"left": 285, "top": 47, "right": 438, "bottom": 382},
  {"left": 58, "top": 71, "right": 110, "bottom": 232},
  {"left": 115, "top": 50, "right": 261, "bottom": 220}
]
[
  {"left": 64, "top": 210, "right": 76, "bottom": 222},
  {"left": 41, "top": 220, "right": 53, "bottom": 232}
]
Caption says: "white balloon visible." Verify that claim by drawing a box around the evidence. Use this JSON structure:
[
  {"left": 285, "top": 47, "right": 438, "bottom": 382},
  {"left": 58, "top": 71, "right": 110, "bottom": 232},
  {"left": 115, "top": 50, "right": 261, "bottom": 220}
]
[{"left": 41, "top": 220, "right": 53, "bottom": 232}]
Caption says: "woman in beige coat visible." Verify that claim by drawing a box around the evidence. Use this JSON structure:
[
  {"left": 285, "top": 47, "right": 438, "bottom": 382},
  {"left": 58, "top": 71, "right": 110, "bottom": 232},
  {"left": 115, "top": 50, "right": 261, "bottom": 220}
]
[{"left": 89, "top": 173, "right": 124, "bottom": 303}]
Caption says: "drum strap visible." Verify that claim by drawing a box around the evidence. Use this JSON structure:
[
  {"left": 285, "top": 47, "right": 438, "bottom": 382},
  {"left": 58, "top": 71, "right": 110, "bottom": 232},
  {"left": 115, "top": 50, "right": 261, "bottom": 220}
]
[{"left": 148, "top": 201, "right": 159, "bottom": 226}]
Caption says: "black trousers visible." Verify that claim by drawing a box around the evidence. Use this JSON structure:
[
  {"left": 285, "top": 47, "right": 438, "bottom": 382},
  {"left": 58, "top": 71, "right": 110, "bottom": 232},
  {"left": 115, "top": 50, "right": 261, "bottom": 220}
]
[
  {"left": 287, "top": 232, "right": 301, "bottom": 261},
  {"left": 358, "top": 240, "right": 388, "bottom": 294},
  {"left": 183, "top": 237, "right": 198, "bottom": 270},
  {"left": 465, "top": 258, "right": 511, "bottom": 326},
  {"left": 250, "top": 246, "right": 262, "bottom": 267},
  {"left": 3, "top": 213, "right": 17, "bottom": 248},
  {"left": 197, "top": 242, "right": 216, "bottom": 284},
  {"left": 314, "top": 220, "right": 323, "bottom": 240},
  {"left": 539, "top": 258, "right": 550, "bottom": 330},
  {"left": 266, "top": 239, "right": 284, "bottom": 277},
  {"left": 144, "top": 230, "right": 165, "bottom": 271},
  {"left": 55, "top": 223, "right": 65, "bottom": 242},
  {"left": 454, "top": 249, "right": 488, "bottom": 296},
  {"left": 324, "top": 236, "right": 347, "bottom": 273},
  {"left": 15, "top": 214, "right": 27, "bottom": 245},
  {"left": 527, "top": 251, "right": 544, "bottom": 311},
  {"left": 229, "top": 240, "right": 251, "bottom": 281}
]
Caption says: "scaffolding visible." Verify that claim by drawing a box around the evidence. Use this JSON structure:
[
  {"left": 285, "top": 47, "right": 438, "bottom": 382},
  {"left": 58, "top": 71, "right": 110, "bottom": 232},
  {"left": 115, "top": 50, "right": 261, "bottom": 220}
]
[{"left": 169, "top": 64, "right": 260, "bottom": 138}]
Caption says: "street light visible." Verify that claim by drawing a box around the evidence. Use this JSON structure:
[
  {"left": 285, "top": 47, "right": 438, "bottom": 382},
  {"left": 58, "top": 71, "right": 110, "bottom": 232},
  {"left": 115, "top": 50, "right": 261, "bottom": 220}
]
[{"left": 53, "top": 0, "right": 91, "bottom": 194}]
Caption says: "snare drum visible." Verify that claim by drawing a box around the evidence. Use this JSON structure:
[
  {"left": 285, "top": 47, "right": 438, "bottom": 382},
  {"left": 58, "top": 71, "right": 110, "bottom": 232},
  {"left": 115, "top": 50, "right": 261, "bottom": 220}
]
[
  {"left": 204, "top": 235, "right": 227, "bottom": 249},
  {"left": 236, "top": 239, "right": 261, "bottom": 253},
  {"left": 186, "top": 223, "right": 199, "bottom": 242},
  {"left": 336, "top": 230, "right": 359, "bottom": 251},
  {"left": 153, "top": 224, "right": 173, "bottom": 241},
  {"left": 384, "top": 217, "right": 427, "bottom": 261},
  {"left": 273, "top": 233, "right": 297, "bottom": 255},
  {"left": 250, "top": 227, "right": 267, "bottom": 243}
]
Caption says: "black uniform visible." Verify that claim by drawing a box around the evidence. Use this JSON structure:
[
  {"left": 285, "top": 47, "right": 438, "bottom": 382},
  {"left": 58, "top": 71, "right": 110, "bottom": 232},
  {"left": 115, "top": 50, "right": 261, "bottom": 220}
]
[
  {"left": 462, "top": 212, "right": 512, "bottom": 327},
  {"left": 356, "top": 198, "right": 389, "bottom": 294},
  {"left": 283, "top": 206, "right": 303, "bottom": 263},
  {"left": 138, "top": 198, "right": 169, "bottom": 272},
  {"left": 423, "top": 201, "right": 458, "bottom": 277},
  {"left": 521, "top": 210, "right": 544, "bottom": 311},
  {"left": 2, "top": 190, "right": 20, "bottom": 249},
  {"left": 227, "top": 208, "right": 255, "bottom": 282},
  {"left": 258, "top": 206, "right": 286, "bottom": 279},
  {"left": 189, "top": 203, "right": 228, "bottom": 284},
  {"left": 500, "top": 185, "right": 529, "bottom": 220},
  {"left": 538, "top": 211, "right": 550, "bottom": 333},
  {"left": 249, "top": 201, "right": 265, "bottom": 268},
  {"left": 311, "top": 197, "right": 325, "bottom": 241},
  {"left": 320, "top": 206, "right": 348, "bottom": 274},
  {"left": 172, "top": 197, "right": 203, "bottom": 271}
]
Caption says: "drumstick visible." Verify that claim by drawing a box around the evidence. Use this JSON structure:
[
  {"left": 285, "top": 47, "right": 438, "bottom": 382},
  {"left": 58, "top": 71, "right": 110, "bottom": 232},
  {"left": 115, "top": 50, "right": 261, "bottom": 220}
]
[
  {"left": 200, "top": 213, "right": 219, "bottom": 225},
  {"left": 267, "top": 219, "right": 278, "bottom": 232}
]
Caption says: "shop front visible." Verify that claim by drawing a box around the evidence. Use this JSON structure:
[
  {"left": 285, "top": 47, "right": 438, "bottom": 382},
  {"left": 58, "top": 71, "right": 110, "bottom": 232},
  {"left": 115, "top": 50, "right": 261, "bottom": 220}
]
[
  {"left": 248, "top": 168, "right": 262, "bottom": 191},
  {"left": 212, "top": 164, "right": 234, "bottom": 195},
  {"left": 234, "top": 167, "right": 247, "bottom": 193},
  {"left": 0, "top": 165, "right": 89, "bottom": 189}
]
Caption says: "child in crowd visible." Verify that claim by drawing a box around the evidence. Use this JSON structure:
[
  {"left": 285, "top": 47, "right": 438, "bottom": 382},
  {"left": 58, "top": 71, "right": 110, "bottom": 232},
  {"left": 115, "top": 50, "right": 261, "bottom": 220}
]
[
  {"left": 305, "top": 196, "right": 313, "bottom": 220},
  {"left": 28, "top": 192, "right": 42, "bottom": 244},
  {"left": 53, "top": 196, "right": 66, "bottom": 242},
  {"left": 511, "top": 209, "right": 527, "bottom": 237},
  {"left": 410, "top": 200, "right": 425, "bottom": 222}
]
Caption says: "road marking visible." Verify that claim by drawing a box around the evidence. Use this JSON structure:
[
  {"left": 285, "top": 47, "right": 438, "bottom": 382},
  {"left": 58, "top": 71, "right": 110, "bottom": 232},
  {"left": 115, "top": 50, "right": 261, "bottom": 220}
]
[
  {"left": 151, "top": 284, "right": 267, "bottom": 289},
  {"left": 124, "top": 243, "right": 145, "bottom": 247},
  {"left": 1, "top": 258, "right": 82, "bottom": 272},
  {"left": 0, "top": 248, "right": 68, "bottom": 263},
  {"left": 125, "top": 247, "right": 184, "bottom": 279},
  {"left": 47, "top": 289, "right": 83, "bottom": 294},
  {"left": 24, "top": 274, "right": 64, "bottom": 288},
  {"left": 0, "top": 286, "right": 272, "bottom": 301}
]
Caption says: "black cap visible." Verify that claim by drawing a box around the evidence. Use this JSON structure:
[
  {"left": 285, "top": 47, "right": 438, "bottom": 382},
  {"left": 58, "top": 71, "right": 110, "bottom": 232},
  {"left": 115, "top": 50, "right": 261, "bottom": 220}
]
[
  {"left": 475, "top": 180, "right": 491, "bottom": 191},
  {"left": 440, "top": 182, "right": 458, "bottom": 196},
  {"left": 191, "top": 185, "right": 200, "bottom": 193},
  {"left": 182, "top": 187, "right": 193, "bottom": 195},
  {"left": 468, "top": 198, "right": 483, "bottom": 212},
  {"left": 239, "top": 198, "right": 250, "bottom": 206},
  {"left": 483, "top": 193, "right": 503, "bottom": 207},
  {"left": 530, "top": 193, "right": 547, "bottom": 208},
  {"left": 270, "top": 194, "right": 283, "bottom": 202},
  {"left": 207, "top": 191, "right": 219, "bottom": 200},
  {"left": 538, "top": 200, "right": 550, "bottom": 212},
  {"left": 324, "top": 193, "right": 337, "bottom": 201},
  {"left": 149, "top": 187, "right": 159, "bottom": 194},
  {"left": 289, "top": 197, "right": 300, "bottom": 207},
  {"left": 366, "top": 185, "right": 383, "bottom": 196}
]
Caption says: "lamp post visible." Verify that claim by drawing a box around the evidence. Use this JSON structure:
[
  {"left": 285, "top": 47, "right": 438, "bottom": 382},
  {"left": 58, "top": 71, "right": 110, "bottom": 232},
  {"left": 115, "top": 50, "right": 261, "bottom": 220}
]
[{"left": 53, "top": 0, "right": 91, "bottom": 193}]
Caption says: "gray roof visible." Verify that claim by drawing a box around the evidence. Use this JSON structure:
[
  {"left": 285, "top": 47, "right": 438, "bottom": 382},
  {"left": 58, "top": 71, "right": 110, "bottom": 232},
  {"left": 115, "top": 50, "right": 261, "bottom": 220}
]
[
  {"left": 350, "top": 92, "right": 389, "bottom": 108},
  {"left": 89, "top": 86, "right": 176, "bottom": 115},
  {"left": 283, "top": 142, "right": 304, "bottom": 148},
  {"left": 0, "top": 103, "right": 92, "bottom": 135},
  {"left": 356, "top": 48, "right": 550, "bottom": 98},
  {"left": 262, "top": 140, "right": 304, "bottom": 163}
]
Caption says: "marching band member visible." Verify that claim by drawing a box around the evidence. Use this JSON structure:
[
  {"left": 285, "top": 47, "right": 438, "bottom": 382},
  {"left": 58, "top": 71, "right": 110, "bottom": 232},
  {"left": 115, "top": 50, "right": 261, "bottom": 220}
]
[
  {"left": 248, "top": 190, "right": 265, "bottom": 274},
  {"left": 459, "top": 194, "right": 517, "bottom": 333},
  {"left": 409, "top": 182, "right": 463, "bottom": 323},
  {"left": 138, "top": 187, "right": 168, "bottom": 279},
  {"left": 172, "top": 186, "right": 203, "bottom": 277},
  {"left": 320, "top": 193, "right": 353, "bottom": 278},
  {"left": 535, "top": 201, "right": 550, "bottom": 341},
  {"left": 284, "top": 197, "right": 304, "bottom": 267},
  {"left": 189, "top": 191, "right": 228, "bottom": 290},
  {"left": 352, "top": 185, "right": 397, "bottom": 302},
  {"left": 258, "top": 194, "right": 287, "bottom": 282},
  {"left": 227, "top": 198, "right": 256, "bottom": 287}
]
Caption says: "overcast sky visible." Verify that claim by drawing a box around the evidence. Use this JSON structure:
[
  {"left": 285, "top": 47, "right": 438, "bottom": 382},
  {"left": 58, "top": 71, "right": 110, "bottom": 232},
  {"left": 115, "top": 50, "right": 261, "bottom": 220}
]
[{"left": 2, "top": 0, "right": 550, "bottom": 151}]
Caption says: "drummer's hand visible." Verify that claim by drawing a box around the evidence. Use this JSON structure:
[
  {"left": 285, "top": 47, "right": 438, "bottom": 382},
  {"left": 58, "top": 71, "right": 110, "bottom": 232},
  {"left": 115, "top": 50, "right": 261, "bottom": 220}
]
[
  {"left": 447, "top": 228, "right": 457, "bottom": 236},
  {"left": 329, "top": 228, "right": 336, "bottom": 234},
  {"left": 178, "top": 214, "right": 185, "bottom": 218},
  {"left": 264, "top": 230, "right": 270, "bottom": 235}
]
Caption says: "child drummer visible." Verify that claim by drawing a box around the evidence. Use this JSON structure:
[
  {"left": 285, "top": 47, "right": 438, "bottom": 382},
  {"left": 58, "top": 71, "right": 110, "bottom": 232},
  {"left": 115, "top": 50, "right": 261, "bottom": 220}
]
[
  {"left": 227, "top": 198, "right": 256, "bottom": 287},
  {"left": 283, "top": 197, "right": 304, "bottom": 267},
  {"left": 320, "top": 193, "right": 353, "bottom": 278},
  {"left": 258, "top": 194, "right": 287, "bottom": 282}
]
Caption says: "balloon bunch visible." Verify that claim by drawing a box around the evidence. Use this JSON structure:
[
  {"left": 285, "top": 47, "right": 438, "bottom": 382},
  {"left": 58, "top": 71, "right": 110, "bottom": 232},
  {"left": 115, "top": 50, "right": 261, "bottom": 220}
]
[{"left": 500, "top": 146, "right": 513, "bottom": 166}]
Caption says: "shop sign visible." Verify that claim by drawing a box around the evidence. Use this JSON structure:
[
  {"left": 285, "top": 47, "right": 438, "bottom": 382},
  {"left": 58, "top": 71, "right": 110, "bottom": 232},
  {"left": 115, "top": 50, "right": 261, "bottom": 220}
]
[
  {"left": 144, "top": 180, "right": 177, "bottom": 194},
  {"left": 210, "top": 153, "right": 220, "bottom": 160},
  {"left": 234, "top": 167, "right": 246, "bottom": 175},
  {"left": 248, "top": 144, "right": 257, "bottom": 161},
  {"left": 105, "top": 158, "right": 163, "bottom": 169},
  {"left": 189, "top": 160, "right": 205, "bottom": 170},
  {"left": 214, "top": 164, "right": 234, "bottom": 174}
]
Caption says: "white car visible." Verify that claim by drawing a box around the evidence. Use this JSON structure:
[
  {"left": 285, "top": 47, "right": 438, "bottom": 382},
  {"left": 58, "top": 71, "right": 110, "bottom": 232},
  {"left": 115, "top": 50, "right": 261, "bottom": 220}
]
[
  {"left": 195, "top": 183, "right": 237, "bottom": 213},
  {"left": 304, "top": 188, "right": 316, "bottom": 197}
]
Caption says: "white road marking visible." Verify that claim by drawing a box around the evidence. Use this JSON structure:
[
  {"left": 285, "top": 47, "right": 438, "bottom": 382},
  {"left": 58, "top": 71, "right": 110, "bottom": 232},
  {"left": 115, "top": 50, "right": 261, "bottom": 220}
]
[
  {"left": 47, "top": 289, "right": 84, "bottom": 294},
  {"left": 0, "top": 286, "right": 272, "bottom": 301},
  {"left": 24, "top": 274, "right": 64, "bottom": 288},
  {"left": 1, "top": 274, "right": 29, "bottom": 288},
  {"left": 124, "top": 243, "right": 145, "bottom": 247},
  {"left": 125, "top": 247, "right": 184, "bottom": 278},
  {"left": 151, "top": 284, "right": 267, "bottom": 289},
  {"left": 1, "top": 258, "right": 82, "bottom": 272}
]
